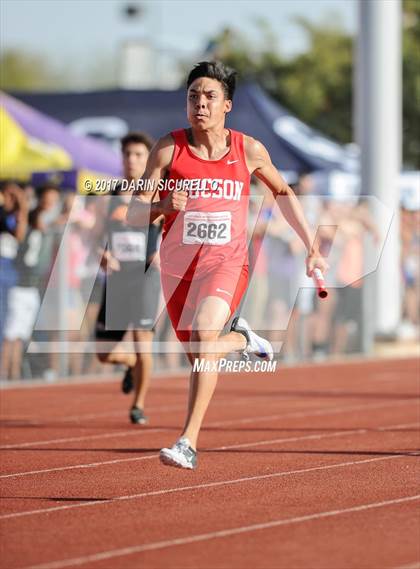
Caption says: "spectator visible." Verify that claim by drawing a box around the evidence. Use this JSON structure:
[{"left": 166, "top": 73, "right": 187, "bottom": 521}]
[
  {"left": 242, "top": 179, "right": 270, "bottom": 331},
  {"left": 332, "top": 199, "right": 379, "bottom": 355},
  {"left": 28, "top": 185, "right": 62, "bottom": 378},
  {"left": 264, "top": 192, "right": 300, "bottom": 360},
  {"left": 400, "top": 204, "right": 419, "bottom": 340},
  {"left": 78, "top": 194, "right": 106, "bottom": 374},
  {"left": 306, "top": 198, "right": 339, "bottom": 360},
  {"left": 0, "top": 182, "right": 28, "bottom": 366},
  {"left": 1, "top": 205, "right": 44, "bottom": 379},
  {"left": 32, "top": 184, "right": 61, "bottom": 293},
  {"left": 45, "top": 191, "right": 95, "bottom": 375}
]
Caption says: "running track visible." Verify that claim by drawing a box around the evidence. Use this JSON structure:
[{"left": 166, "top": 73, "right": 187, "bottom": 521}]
[{"left": 1, "top": 357, "right": 419, "bottom": 569}]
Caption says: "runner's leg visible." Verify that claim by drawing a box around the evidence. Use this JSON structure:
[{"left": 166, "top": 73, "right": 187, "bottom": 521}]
[
  {"left": 131, "top": 329, "right": 154, "bottom": 410},
  {"left": 181, "top": 295, "right": 246, "bottom": 449}
]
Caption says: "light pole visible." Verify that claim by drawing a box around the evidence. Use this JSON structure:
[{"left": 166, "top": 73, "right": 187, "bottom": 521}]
[
  {"left": 356, "top": 0, "right": 402, "bottom": 347},
  {"left": 119, "top": 2, "right": 157, "bottom": 89}
]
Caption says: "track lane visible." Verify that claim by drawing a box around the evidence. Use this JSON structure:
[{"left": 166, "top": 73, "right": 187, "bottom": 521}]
[
  {"left": 2, "top": 457, "right": 418, "bottom": 568},
  {"left": 0, "top": 357, "right": 419, "bottom": 569}
]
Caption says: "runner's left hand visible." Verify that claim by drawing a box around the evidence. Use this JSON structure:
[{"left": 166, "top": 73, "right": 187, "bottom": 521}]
[{"left": 306, "top": 252, "right": 329, "bottom": 278}]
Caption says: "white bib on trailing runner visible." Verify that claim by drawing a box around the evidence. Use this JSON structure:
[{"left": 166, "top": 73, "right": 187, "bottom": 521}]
[{"left": 111, "top": 232, "right": 146, "bottom": 262}]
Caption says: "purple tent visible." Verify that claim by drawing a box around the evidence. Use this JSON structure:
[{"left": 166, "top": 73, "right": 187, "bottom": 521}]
[{"left": 1, "top": 92, "right": 121, "bottom": 177}]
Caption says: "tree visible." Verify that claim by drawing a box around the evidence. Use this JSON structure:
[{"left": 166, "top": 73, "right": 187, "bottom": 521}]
[
  {"left": 0, "top": 48, "right": 120, "bottom": 93},
  {"left": 0, "top": 49, "right": 67, "bottom": 91},
  {"left": 206, "top": 17, "right": 353, "bottom": 144},
  {"left": 277, "top": 17, "right": 353, "bottom": 144},
  {"left": 206, "top": 8, "right": 420, "bottom": 168},
  {"left": 402, "top": 0, "right": 420, "bottom": 168}
]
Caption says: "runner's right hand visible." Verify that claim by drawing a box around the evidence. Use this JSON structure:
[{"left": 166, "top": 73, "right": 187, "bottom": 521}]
[
  {"left": 99, "top": 249, "right": 121, "bottom": 273},
  {"left": 161, "top": 190, "right": 188, "bottom": 214}
]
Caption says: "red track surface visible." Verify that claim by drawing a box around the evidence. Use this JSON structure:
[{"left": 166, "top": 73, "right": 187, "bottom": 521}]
[{"left": 1, "top": 357, "right": 419, "bottom": 569}]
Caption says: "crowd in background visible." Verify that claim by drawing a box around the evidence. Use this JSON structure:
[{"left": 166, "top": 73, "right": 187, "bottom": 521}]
[{"left": 0, "top": 174, "right": 418, "bottom": 381}]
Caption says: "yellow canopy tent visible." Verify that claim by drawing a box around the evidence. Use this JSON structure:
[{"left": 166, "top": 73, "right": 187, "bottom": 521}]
[
  {"left": 1, "top": 93, "right": 121, "bottom": 191},
  {"left": 0, "top": 107, "right": 72, "bottom": 180}
]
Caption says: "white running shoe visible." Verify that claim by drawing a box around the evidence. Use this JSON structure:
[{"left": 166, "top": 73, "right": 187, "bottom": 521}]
[
  {"left": 159, "top": 437, "right": 197, "bottom": 469},
  {"left": 231, "top": 317, "right": 274, "bottom": 361}
]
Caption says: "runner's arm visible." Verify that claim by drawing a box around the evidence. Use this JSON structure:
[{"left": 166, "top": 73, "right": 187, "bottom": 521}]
[
  {"left": 244, "top": 136, "right": 328, "bottom": 276},
  {"left": 126, "top": 135, "right": 174, "bottom": 227}
]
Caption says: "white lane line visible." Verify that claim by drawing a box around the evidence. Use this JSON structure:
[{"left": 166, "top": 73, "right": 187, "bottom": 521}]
[
  {"left": 0, "top": 396, "right": 279, "bottom": 449},
  {"left": 0, "top": 429, "right": 356, "bottom": 480},
  {"left": 0, "top": 456, "right": 411, "bottom": 521},
  {"left": 0, "top": 422, "right": 408, "bottom": 481},
  {"left": 0, "top": 454, "right": 158, "bottom": 482},
  {"left": 0, "top": 428, "right": 164, "bottom": 450},
  {"left": 394, "top": 563, "right": 420, "bottom": 569},
  {"left": 0, "top": 396, "right": 319, "bottom": 450},
  {"left": 1, "top": 422, "right": 418, "bottom": 517},
  {"left": 0, "top": 427, "right": 385, "bottom": 481},
  {"left": 2, "top": 363, "right": 418, "bottom": 423},
  {"left": 0, "top": 403, "right": 187, "bottom": 425},
  {"left": 212, "top": 421, "right": 420, "bottom": 451},
  {"left": 0, "top": 394, "right": 273, "bottom": 426},
  {"left": 1, "top": 397, "right": 417, "bottom": 451},
  {"left": 0, "top": 395, "right": 268, "bottom": 446},
  {"left": 24, "top": 495, "right": 420, "bottom": 569},
  {"left": 1, "top": 402, "right": 418, "bottom": 479},
  {"left": 0, "top": 426, "right": 349, "bottom": 481}
]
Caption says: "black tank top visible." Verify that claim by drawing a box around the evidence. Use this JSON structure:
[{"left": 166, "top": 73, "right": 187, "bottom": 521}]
[{"left": 106, "top": 192, "right": 160, "bottom": 272}]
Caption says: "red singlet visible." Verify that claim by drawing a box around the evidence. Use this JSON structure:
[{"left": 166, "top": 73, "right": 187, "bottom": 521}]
[
  {"left": 159, "top": 128, "right": 250, "bottom": 279},
  {"left": 159, "top": 129, "right": 251, "bottom": 342}
]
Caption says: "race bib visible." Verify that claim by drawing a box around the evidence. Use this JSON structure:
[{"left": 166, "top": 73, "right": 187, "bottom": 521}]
[
  {"left": 182, "top": 211, "right": 231, "bottom": 245},
  {"left": 112, "top": 232, "right": 146, "bottom": 262}
]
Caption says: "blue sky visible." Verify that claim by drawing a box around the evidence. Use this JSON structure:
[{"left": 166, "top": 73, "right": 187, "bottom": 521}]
[{"left": 2, "top": 0, "right": 357, "bottom": 64}]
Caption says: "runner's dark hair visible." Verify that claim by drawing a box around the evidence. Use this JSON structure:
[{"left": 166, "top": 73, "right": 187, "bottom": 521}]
[
  {"left": 121, "top": 132, "right": 154, "bottom": 152},
  {"left": 187, "top": 61, "right": 237, "bottom": 100}
]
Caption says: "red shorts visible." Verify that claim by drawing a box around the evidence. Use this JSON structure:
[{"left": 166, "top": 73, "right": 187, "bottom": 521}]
[{"left": 161, "top": 265, "right": 249, "bottom": 343}]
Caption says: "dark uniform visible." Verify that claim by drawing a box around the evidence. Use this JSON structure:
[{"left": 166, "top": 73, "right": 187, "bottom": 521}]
[{"left": 95, "top": 193, "right": 161, "bottom": 341}]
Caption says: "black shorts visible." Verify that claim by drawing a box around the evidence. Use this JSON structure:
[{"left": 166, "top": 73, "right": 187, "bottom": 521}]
[{"left": 95, "top": 266, "right": 160, "bottom": 341}]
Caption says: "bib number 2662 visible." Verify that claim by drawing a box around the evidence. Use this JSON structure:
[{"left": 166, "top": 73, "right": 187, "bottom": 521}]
[{"left": 182, "top": 212, "right": 231, "bottom": 245}]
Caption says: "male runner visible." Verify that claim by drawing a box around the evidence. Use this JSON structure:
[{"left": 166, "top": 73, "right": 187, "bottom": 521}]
[
  {"left": 127, "top": 62, "right": 328, "bottom": 467},
  {"left": 96, "top": 132, "right": 161, "bottom": 425}
]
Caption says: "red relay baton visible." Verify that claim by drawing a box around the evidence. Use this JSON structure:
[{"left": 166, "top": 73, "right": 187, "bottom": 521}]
[{"left": 312, "top": 268, "right": 328, "bottom": 299}]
